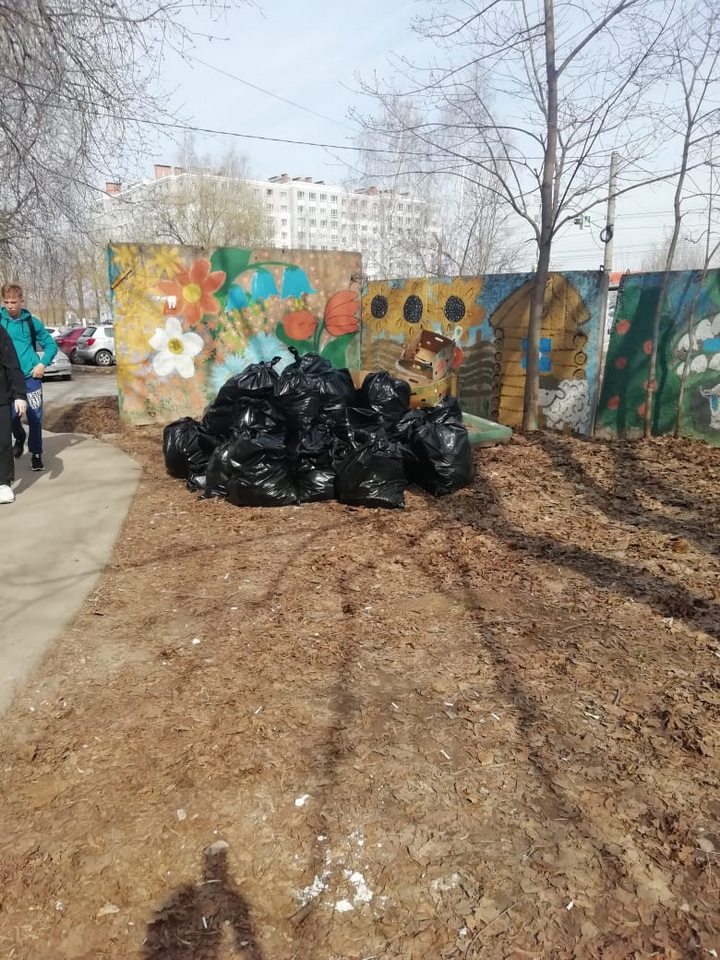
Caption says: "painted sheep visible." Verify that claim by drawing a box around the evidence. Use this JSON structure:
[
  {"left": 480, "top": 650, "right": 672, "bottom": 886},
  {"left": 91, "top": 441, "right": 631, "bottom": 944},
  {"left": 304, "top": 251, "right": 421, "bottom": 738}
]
[{"left": 538, "top": 378, "right": 591, "bottom": 433}]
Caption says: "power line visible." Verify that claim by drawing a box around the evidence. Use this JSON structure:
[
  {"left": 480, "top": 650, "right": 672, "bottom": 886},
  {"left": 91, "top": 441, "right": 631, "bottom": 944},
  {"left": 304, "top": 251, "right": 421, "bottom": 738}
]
[{"left": 184, "top": 53, "right": 360, "bottom": 134}]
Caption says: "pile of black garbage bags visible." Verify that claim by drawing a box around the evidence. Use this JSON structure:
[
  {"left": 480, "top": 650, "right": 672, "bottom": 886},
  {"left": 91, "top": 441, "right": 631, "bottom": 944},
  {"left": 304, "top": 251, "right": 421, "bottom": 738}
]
[{"left": 163, "top": 350, "right": 474, "bottom": 509}]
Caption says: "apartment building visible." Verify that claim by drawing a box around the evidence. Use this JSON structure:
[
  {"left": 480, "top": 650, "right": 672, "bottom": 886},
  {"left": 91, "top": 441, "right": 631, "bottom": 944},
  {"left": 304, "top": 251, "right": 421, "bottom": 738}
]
[{"left": 100, "top": 165, "right": 438, "bottom": 279}]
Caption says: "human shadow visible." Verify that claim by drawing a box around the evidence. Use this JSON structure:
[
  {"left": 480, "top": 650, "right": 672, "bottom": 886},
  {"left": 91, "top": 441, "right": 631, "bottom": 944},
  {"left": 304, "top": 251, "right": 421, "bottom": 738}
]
[
  {"left": 12, "top": 432, "right": 85, "bottom": 493},
  {"left": 142, "top": 842, "right": 265, "bottom": 960}
]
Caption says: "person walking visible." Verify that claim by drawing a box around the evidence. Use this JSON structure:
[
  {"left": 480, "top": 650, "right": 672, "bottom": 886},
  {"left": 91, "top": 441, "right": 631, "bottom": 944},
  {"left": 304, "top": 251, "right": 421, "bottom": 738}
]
[
  {"left": 0, "top": 283, "right": 57, "bottom": 471},
  {"left": 0, "top": 324, "right": 27, "bottom": 503}
]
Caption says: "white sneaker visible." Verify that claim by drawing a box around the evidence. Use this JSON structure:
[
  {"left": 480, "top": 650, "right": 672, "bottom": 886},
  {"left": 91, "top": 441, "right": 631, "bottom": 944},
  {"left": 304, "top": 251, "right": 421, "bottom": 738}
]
[{"left": 0, "top": 484, "right": 15, "bottom": 504}]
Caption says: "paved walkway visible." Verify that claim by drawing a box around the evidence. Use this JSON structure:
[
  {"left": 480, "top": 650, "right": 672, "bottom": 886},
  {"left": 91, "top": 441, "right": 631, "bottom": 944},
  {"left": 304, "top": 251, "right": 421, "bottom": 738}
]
[{"left": 0, "top": 430, "right": 139, "bottom": 713}]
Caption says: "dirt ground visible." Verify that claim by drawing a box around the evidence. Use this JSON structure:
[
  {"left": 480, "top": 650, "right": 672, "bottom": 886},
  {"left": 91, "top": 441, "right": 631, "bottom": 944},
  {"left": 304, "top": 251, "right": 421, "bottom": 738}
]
[{"left": 1, "top": 400, "right": 719, "bottom": 959}]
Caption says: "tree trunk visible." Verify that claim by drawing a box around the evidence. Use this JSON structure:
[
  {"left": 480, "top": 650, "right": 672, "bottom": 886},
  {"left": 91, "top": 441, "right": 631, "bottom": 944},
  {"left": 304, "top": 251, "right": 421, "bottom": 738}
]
[
  {"left": 674, "top": 271, "right": 705, "bottom": 437},
  {"left": 523, "top": 0, "right": 558, "bottom": 432},
  {"left": 75, "top": 268, "right": 86, "bottom": 322}
]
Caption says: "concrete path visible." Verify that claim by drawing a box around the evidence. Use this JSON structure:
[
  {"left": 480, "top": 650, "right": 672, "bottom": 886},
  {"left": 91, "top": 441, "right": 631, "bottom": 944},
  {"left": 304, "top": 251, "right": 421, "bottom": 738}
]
[{"left": 0, "top": 430, "right": 140, "bottom": 713}]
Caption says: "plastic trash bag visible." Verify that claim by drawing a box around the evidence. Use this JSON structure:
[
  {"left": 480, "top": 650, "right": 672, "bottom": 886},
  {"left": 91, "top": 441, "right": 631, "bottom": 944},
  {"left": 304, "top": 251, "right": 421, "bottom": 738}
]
[
  {"left": 214, "top": 357, "right": 282, "bottom": 404},
  {"left": 225, "top": 433, "right": 298, "bottom": 507},
  {"left": 426, "top": 395, "right": 464, "bottom": 426},
  {"left": 163, "top": 417, "right": 217, "bottom": 480},
  {"left": 293, "top": 421, "right": 335, "bottom": 503},
  {"left": 202, "top": 395, "right": 285, "bottom": 441},
  {"left": 358, "top": 371, "right": 411, "bottom": 424},
  {"left": 205, "top": 440, "right": 234, "bottom": 497},
  {"left": 408, "top": 414, "right": 474, "bottom": 496},
  {"left": 335, "top": 435, "right": 406, "bottom": 509},
  {"left": 275, "top": 349, "right": 356, "bottom": 427}
]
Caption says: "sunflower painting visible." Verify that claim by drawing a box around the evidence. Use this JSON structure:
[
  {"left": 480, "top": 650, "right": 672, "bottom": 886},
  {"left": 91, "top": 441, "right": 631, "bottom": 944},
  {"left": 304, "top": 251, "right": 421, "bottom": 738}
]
[
  {"left": 109, "top": 242, "right": 362, "bottom": 425},
  {"left": 362, "top": 271, "right": 604, "bottom": 430},
  {"left": 362, "top": 276, "right": 484, "bottom": 384}
]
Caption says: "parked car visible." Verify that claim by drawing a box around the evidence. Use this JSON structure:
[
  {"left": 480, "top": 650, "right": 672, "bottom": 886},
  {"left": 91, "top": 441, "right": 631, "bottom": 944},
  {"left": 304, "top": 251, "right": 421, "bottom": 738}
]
[
  {"left": 74, "top": 325, "right": 115, "bottom": 366},
  {"left": 44, "top": 326, "right": 61, "bottom": 338},
  {"left": 42, "top": 349, "right": 72, "bottom": 381},
  {"left": 56, "top": 326, "right": 89, "bottom": 364}
]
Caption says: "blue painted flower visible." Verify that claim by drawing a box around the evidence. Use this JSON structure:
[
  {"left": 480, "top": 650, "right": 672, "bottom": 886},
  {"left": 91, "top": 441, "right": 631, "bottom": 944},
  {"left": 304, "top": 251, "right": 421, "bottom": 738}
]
[
  {"left": 281, "top": 266, "right": 316, "bottom": 299},
  {"left": 209, "top": 333, "right": 293, "bottom": 396},
  {"left": 227, "top": 284, "right": 249, "bottom": 310},
  {"left": 250, "top": 268, "right": 279, "bottom": 302}
]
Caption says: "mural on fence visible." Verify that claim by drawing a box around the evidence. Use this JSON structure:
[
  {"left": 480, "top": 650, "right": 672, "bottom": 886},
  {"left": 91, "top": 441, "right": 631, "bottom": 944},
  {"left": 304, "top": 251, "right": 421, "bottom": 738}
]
[
  {"left": 596, "top": 269, "right": 720, "bottom": 445},
  {"left": 109, "top": 243, "right": 362, "bottom": 424},
  {"left": 363, "top": 271, "right": 603, "bottom": 432}
]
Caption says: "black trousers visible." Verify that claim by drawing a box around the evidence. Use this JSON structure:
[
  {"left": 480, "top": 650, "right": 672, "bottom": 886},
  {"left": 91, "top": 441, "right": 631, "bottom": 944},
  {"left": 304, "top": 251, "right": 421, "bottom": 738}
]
[{"left": 0, "top": 403, "right": 14, "bottom": 486}]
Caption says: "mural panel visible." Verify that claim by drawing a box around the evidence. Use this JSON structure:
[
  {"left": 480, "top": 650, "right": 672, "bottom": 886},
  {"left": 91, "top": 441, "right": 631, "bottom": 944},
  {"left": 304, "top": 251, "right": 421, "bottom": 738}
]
[
  {"left": 363, "top": 272, "right": 603, "bottom": 433},
  {"left": 109, "top": 244, "right": 362, "bottom": 424},
  {"left": 596, "top": 269, "right": 720, "bottom": 445}
]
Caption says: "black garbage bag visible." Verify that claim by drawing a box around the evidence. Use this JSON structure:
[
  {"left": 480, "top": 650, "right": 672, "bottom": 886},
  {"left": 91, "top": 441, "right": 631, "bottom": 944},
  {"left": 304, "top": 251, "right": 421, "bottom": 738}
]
[
  {"left": 359, "top": 371, "right": 411, "bottom": 424},
  {"left": 225, "top": 433, "right": 298, "bottom": 507},
  {"left": 388, "top": 408, "right": 427, "bottom": 469},
  {"left": 163, "top": 417, "right": 217, "bottom": 480},
  {"left": 205, "top": 439, "right": 234, "bottom": 497},
  {"left": 293, "top": 421, "right": 335, "bottom": 503},
  {"left": 214, "top": 357, "right": 283, "bottom": 404},
  {"left": 275, "top": 361, "right": 322, "bottom": 426},
  {"left": 202, "top": 395, "right": 285, "bottom": 441},
  {"left": 408, "top": 414, "right": 474, "bottom": 496},
  {"left": 332, "top": 406, "right": 385, "bottom": 460},
  {"left": 335, "top": 435, "right": 406, "bottom": 509},
  {"left": 231, "top": 397, "right": 286, "bottom": 436},
  {"left": 426, "top": 394, "right": 464, "bottom": 425},
  {"left": 186, "top": 472, "right": 207, "bottom": 494},
  {"left": 276, "top": 348, "right": 357, "bottom": 427}
]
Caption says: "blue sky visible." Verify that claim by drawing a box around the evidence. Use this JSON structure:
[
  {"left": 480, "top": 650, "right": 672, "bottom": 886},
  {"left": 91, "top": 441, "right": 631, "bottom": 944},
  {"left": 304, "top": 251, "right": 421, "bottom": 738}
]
[
  {"left": 156, "top": 0, "right": 424, "bottom": 181},
  {"left": 144, "top": 0, "right": 713, "bottom": 273}
]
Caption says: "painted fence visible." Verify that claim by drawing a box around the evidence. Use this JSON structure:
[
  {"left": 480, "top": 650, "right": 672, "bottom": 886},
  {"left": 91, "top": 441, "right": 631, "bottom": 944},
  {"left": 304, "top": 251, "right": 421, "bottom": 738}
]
[
  {"left": 108, "top": 247, "right": 720, "bottom": 447},
  {"left": 108, "top": 243, "right": 361, "bottom": 424},
  {"left": 362, "top": 272, "right": 604, "bottom": 434},
  {"left": 596, "top": 269, "right": 720, "bottom": 445}
]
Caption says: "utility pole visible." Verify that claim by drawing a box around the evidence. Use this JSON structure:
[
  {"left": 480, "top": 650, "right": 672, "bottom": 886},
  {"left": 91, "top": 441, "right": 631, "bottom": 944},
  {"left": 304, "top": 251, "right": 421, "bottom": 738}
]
[{"left": 592, "top": 151, "right": 619, "bottom": 433}]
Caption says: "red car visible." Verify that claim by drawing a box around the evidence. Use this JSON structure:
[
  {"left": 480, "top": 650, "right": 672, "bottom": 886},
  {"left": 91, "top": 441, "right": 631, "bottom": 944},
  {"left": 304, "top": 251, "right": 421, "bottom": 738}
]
[{"left": 56, "top": 326, "right": 88, "bottom": 364}]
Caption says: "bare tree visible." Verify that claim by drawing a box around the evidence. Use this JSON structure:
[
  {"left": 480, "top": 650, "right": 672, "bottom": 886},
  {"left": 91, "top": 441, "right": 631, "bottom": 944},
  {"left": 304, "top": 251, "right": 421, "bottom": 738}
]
[
  {"left": 117, "top": 143, "right": 273, "bottom": 249},
  {"left": 352, "top": 96, "right": 521, "bottom": 278},
  {"left": 674, "top": 151, "right": 720, "bottom": 436},
  {"left": 0, "top": 1, "right": 242, "bottom": 247},
  {"left": 359, "top": 0, "right": 679, "bottom": 429},
  {"left": 643, "top": 0, "right": 720, "bottom": 435}
]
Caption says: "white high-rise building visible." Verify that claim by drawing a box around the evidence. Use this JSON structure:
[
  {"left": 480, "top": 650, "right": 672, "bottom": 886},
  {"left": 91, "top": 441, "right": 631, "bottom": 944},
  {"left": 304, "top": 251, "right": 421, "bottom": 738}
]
[{"left": 99, "top": 165, "right": 439, "bottom": 279}]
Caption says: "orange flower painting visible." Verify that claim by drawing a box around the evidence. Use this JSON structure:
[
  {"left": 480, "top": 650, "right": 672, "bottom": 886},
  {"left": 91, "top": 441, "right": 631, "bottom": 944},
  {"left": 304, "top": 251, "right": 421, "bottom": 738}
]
[
  {"left": 282, "top": 309, "right": 317, "bottom": 341},
  {"left": 158, "top": 258, "right": 226, "bottom": 324},
  {"left": 323, "top": 290, "right": 360, "bottom": 337}
]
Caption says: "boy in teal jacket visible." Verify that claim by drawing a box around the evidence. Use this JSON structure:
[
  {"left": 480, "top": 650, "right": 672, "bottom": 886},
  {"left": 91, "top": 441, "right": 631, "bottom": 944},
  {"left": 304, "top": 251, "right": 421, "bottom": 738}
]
[{"left": 0, "top": 283, "right": 58, "bottom": 471}]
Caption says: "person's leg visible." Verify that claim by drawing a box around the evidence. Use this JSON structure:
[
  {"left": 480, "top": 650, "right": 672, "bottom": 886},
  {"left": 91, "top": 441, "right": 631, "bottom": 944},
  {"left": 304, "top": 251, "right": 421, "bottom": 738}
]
[
  {"left": 0, "top": 404, "right": 16, "bottom": 501},
  {"left": 10, "top": 401, "right": 26, "bottom": 452},
  {"left": 25, "top": 379, "right": 43, "bottom": 458}
]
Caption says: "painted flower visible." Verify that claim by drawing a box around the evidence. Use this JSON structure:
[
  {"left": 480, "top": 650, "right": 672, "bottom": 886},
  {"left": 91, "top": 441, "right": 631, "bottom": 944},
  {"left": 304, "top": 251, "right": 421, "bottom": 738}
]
[
  {"left": 434, "top": 278, "right": 485, "bottom": 340},
  {"left": 616, "top": 319, "right": 630, "bottom": 335},
  {"left": 157, "top": 258, "right": 226, "bottom": 324},
  {"left": 227, "top": 284, "right": 249, "bottom": 310},
  {"left": 149, "top": 316, "right": 204, "bottom": 379},
  {"left": 324, "top": 290, "right": 360, "bottom": 337},
  {"left": 209, "top": 333, "right": 293, "bottom": 395},
  {"left": 282, "top": 309, "right": 317, "bottom": 341},
  {"left": 281, "top": 266, "right": 316, "bottom": 299},
  {"left": 362, "top": 280, "right": 428, "bottom": 339},
  {"left": 250, "top": 268, "right": 279, "bottom": 301}
]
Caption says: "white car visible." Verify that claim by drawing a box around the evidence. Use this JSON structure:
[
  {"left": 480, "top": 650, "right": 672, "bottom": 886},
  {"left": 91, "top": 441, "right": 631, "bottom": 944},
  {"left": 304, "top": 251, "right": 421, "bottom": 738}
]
[
  {"left": 42, "top": 349, "right": 72, "bottom": 381},
  {"left": 45, "top": 326, "right": 62, "bottom": 338}
]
